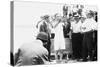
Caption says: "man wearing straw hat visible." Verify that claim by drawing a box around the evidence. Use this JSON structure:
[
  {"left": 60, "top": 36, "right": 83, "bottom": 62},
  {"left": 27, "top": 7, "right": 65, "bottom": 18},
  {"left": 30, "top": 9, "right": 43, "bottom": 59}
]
[{"left": 36, "top": 15, "right": 52, "bottom": 62}]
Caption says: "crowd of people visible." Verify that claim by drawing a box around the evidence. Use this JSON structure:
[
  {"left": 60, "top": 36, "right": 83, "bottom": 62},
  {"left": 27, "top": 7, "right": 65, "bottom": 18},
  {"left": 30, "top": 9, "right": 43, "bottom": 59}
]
[{"left": 14, "top": 4, "right": 97, "bottom": 66}]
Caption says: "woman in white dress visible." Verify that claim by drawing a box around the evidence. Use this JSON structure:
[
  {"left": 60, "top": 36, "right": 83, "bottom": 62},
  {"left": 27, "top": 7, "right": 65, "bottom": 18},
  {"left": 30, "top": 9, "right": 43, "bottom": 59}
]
[{"left": 52, "top": 14, "right": 66, "bottom": 62}]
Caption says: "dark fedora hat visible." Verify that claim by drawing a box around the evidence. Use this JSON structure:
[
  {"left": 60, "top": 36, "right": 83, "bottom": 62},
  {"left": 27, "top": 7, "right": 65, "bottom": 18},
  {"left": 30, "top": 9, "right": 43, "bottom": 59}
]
[
  {"left": 37, "top": 32, "right": 48, "bottom": 41},
  {"left": 41, "top": 15, "right": 50, "bottom": 20}
]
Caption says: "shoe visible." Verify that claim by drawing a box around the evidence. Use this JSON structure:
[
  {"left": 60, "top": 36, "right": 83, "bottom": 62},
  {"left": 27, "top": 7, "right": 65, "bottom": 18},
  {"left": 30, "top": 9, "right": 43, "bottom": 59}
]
[{"left": 81, "top": 59, "right": 88, "bottom": 62}]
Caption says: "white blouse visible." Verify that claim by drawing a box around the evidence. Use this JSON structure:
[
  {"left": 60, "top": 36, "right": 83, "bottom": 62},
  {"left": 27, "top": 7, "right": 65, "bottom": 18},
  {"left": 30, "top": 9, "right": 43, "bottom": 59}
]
[{"left": 81, "top": 18, "right": 97, "bottom": 32}]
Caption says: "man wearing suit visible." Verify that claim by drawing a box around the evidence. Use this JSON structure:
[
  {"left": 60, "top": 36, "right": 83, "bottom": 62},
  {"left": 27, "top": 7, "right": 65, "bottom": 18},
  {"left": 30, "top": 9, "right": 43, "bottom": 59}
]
[{"left": 36, "top": 15, "right": 52, "bottom": 61}]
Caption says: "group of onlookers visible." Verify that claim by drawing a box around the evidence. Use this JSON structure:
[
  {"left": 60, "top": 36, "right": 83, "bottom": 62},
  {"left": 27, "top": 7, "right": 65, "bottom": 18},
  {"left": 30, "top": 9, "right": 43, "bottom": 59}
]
[{"left": 13, "top": 4, "right": 98, "bottom": 66}]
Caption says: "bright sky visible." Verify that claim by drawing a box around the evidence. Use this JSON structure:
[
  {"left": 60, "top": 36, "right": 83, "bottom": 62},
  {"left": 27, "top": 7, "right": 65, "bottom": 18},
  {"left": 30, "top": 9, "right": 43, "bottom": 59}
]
[{"left": 14, "top": 1, "right": 63, "bottom": 53}]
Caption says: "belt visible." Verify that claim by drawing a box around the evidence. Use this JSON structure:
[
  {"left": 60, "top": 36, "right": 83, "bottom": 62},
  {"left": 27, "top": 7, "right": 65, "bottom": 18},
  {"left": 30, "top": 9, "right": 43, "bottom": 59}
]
[
  {"left": 72, "top": 32, "right": 81, "bottom": 34},
  {"left": 82, "top": 30, "right": 93, "bottom": 34}
]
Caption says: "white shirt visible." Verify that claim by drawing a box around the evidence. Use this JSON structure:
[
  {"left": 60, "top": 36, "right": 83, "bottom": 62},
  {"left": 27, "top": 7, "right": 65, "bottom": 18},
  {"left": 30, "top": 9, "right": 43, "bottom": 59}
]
[
  {"left": 81, "top": 18, "right": 97, "bottom": 33},
  {"left": 71, "top": 20, "right": 82, "bottom": 33}
]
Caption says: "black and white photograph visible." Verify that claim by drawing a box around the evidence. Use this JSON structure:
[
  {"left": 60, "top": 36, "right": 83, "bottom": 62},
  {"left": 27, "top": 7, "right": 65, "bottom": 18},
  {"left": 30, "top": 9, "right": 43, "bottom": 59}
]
[{"left": 10, "top": 1, "right": 98, "bottom": 66}]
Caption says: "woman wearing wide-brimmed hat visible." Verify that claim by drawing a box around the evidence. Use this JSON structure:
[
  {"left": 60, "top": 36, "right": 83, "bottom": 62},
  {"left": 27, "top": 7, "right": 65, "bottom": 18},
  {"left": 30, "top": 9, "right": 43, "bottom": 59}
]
[{"left": 51, "top": 13, "right": 66, "bottom": 63}]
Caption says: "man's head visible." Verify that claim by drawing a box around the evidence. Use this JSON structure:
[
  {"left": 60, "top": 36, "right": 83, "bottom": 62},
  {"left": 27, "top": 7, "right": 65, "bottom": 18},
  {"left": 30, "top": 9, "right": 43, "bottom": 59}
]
[
  {"left": 41, "top": 15, "right": 50, "bottom": 22},
  {"left": 63, "top": 4, "right": 68, "bottom": 16},
  {"left": 36, "top": 32, "right": 48, "bottom": 44},
  {"left": 74, "top": 16, "right": 80, "bottom": 22},
  {"left": 86, "top": 10, "right": 94, "bottom": 18}
]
